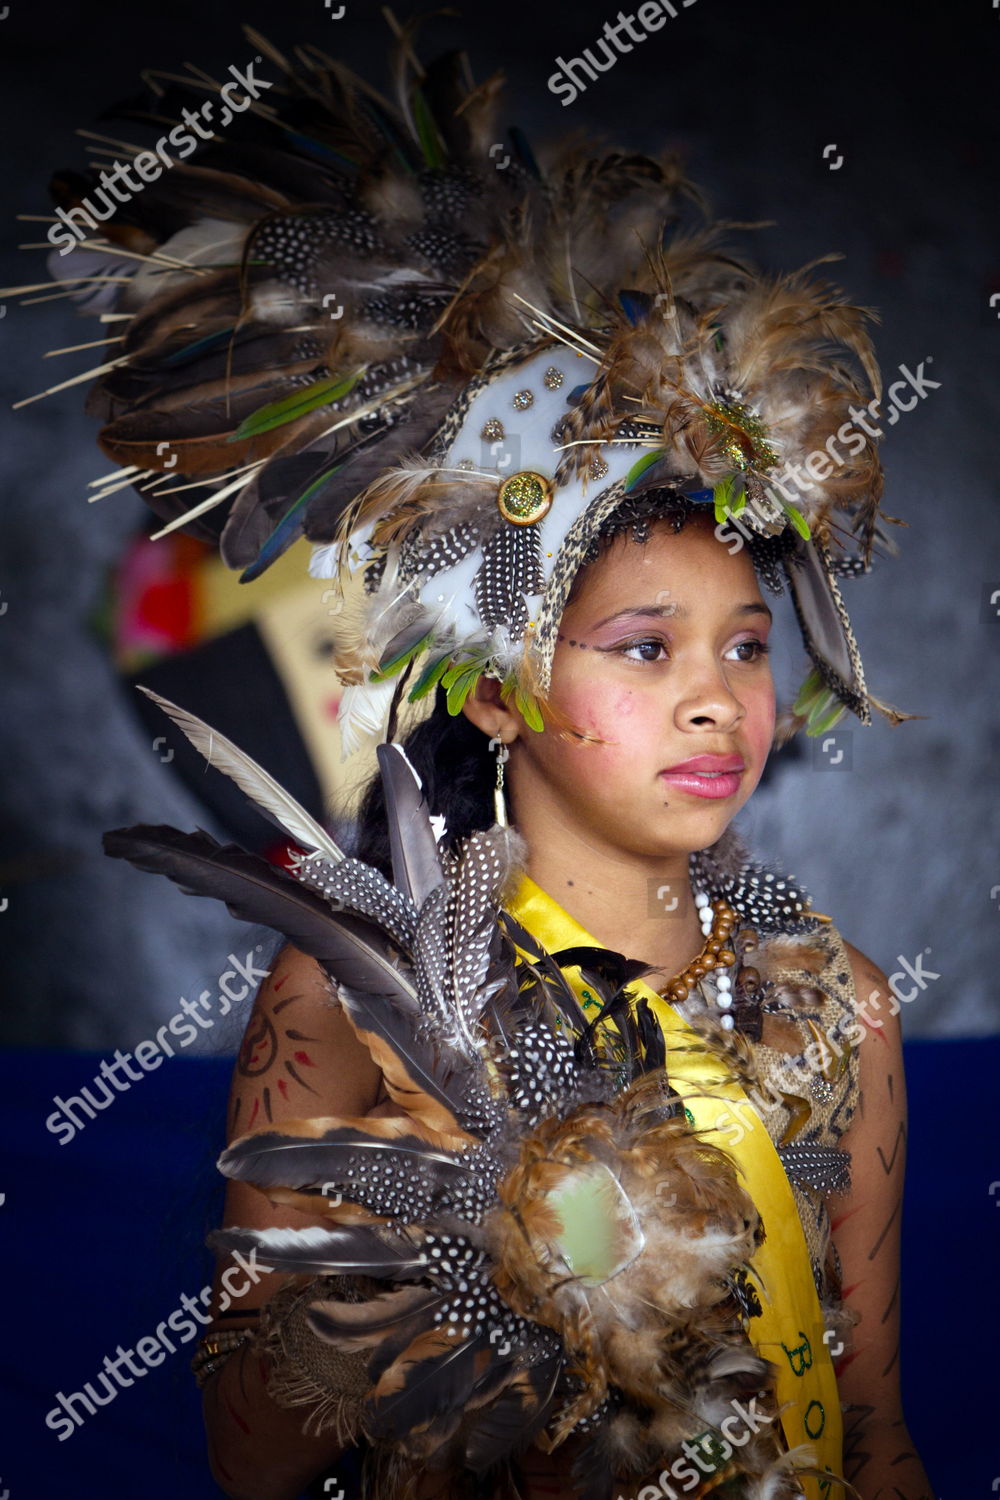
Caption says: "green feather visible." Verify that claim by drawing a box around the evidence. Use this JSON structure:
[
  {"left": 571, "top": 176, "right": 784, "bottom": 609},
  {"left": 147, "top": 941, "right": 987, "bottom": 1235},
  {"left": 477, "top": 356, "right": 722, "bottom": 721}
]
[
  {"left": 781, "top": 500, "right": 812, "bottom": 540},
  {"left": 514, "top": 686, "right": 544, "bottom": 732},
  {"left": 793, "top": 667, "right": 849, "bottom": 738},
  {"left": 442, "top": 659, "right": 484, "bottom": 716},
  {"left": 623, "top": 448, "right": 666, "bottom": 493},
  {"left": 239, "top": 462, "right": 343, "bottom": 583},
  {"left": 407, "top": 652, "right": 452, "bottom": 701},
  {"left": 792, "top": 669, "right": 824, "bottom": 717},
  {"left": 805, "top": 685, "right": 846, "bottom": 736},
  {"left": 370, "top": 631, "right": 434, "bottom": 683},
  {"left": 229, "top": 371, "right": 362, "bottom": 443},
  {"left": 713, "top": 475, "right": 737, "bottom": 523}
]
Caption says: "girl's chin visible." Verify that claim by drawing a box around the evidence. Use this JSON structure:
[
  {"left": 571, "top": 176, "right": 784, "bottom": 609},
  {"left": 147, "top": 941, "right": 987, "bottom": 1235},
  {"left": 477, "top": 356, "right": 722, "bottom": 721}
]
[
  {"left": 584, "top": 807, "right": 743, "bottom": 860},
  {"left": 629, "top": 802, "right": 746, "bottom": 854}
]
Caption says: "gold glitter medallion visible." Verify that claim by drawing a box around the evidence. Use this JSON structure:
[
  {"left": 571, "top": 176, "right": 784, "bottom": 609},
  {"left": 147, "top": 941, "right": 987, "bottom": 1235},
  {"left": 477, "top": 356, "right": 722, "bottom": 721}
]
[
  {"left": 497, "top": 470, "right": 553, "bottom": 525},
  {"left": 702, "top": 395, "right": 778, "bottom": 472}
]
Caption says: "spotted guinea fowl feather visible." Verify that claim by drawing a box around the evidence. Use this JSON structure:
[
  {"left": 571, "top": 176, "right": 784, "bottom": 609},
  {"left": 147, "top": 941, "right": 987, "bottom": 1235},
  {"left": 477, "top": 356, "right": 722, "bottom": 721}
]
[
  {"left": 219, "top": 1123, "right": 474, "bottom": 1191},
  {"left": 290, "top": 851, "right": 418, "bottom": 950}
]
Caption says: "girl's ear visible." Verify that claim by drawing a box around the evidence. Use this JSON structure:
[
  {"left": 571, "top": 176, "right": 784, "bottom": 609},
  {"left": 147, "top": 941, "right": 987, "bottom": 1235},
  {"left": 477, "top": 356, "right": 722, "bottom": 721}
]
[{"left": 461, "top": 672, "right": 523, "bottom": 745}]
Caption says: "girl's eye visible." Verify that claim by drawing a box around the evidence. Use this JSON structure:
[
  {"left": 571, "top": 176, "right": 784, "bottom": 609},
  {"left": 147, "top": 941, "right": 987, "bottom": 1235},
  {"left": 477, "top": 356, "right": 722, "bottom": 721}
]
[
  {"left": 606, "top": 637, "right": 770, "bottom": 664},
  {"left": 618, "top": 637, "right": 669, "bottom": 663},
  {"left": 728, "top": 639, "right": 770, "bottom": 663}
]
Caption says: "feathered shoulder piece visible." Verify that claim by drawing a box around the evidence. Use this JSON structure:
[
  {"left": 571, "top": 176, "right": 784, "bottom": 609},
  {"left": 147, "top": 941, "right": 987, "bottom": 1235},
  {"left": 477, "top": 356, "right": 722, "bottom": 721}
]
[
  {"left": 102, "top": 686, "right": 815, "bottom": 1499},
  {"left": 16, "top": 14, "right": 910, "bottom": 748}
]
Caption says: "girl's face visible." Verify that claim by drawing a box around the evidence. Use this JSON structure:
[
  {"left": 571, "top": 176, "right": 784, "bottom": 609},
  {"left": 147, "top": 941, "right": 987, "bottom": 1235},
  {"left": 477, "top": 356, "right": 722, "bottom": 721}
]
[{"left": 509, "top": 517, "right": 776, "bottom": 861}]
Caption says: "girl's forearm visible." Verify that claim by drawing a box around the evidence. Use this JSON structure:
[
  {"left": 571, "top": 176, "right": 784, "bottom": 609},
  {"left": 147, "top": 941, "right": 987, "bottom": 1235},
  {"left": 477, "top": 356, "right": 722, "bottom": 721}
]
[
  {"left": 843, "top": 1408, "right": 933, "bottom": 1499},
  {"left": 202, "top": 1342, "right": 347, "bottom": 1500}
]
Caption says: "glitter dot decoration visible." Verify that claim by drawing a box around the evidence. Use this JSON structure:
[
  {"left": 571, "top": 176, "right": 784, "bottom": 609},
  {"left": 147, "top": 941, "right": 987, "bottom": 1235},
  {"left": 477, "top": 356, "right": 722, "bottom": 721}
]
[
  {"left": 543, "top": 366, "right": 564, "bottom": 390},
  {"left": 481, "top": 418, "right": 505, "bottom": 442},
  {"left": 702, "top": 393, "right": 778, "bottom": 472},
  {"left": 497, "top": 470, "right": 553, "bottom": 526},
  {"left": 455, "top": 458, "right": 476, "bottom": 471},
  {"left": 589, "top": 455, "right": 609, "bottom": 480},
  {"left": 512, "top": 388, "right": 534, "bottom": 411}
]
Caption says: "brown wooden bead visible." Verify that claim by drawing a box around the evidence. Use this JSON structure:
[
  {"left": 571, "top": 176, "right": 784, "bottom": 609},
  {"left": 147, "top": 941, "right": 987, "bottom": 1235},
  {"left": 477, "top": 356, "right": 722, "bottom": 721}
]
[{"left": 717, "top": 949, "right": 736, "bottom": 966}]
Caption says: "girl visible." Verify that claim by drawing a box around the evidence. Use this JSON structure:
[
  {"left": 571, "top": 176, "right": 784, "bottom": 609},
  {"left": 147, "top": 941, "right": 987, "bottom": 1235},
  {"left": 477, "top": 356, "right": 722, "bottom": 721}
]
[{"left": 186, "top": 500, "right": 930, "bottom": 1500}]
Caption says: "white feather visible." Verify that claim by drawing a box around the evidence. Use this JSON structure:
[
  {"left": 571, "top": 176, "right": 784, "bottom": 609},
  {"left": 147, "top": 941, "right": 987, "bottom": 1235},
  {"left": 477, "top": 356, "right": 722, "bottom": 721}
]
[
  {"left": 336, "top": 678, "right": 397, "bottom": 758},
  {"left": 745, "top": 1443, "right": 817, "bottom": 1498},
  {"left": 308, "top": 542, "right": 341, "bottom": 579},
  {"left": 136, "top": 685, "right": 344, "bottom": 862}
]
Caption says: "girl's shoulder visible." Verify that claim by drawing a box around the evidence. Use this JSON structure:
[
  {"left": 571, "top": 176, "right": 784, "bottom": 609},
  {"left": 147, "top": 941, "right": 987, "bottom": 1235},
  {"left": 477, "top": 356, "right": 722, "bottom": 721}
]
[{"left": 224, "top": 942, "right": 385, "bottom": 1142}]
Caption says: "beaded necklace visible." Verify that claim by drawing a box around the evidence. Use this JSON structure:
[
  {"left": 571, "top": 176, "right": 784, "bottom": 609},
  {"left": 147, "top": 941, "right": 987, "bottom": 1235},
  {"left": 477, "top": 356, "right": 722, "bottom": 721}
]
[{"left": 652, "top": 866, "right": 809, "bottom": 1038}]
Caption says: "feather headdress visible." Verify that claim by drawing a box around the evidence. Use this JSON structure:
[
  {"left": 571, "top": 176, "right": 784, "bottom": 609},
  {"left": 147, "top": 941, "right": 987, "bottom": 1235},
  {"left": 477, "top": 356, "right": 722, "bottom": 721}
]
[
  {"left": 103, "top": 690, "right": 821, "bottom": 1500},
  {"left": 19, "top": 14, "right": 904, "bottom": 749}
]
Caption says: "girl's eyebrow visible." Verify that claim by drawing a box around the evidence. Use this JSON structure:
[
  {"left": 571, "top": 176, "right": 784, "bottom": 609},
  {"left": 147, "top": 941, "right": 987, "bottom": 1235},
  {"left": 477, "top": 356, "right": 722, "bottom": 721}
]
[{"left": 591, "top": 601, "right": 772, "bottom": 629}]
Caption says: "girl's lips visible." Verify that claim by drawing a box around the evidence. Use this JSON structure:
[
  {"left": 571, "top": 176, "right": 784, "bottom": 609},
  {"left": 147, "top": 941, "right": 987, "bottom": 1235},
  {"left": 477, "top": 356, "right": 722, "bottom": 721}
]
[{"left": 658, "top": 767, "right": 744, "bottom": 799}]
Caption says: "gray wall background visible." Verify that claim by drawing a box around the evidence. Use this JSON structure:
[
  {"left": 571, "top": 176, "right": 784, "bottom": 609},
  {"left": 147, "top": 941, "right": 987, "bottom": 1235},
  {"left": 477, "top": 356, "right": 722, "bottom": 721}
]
[{"left": 1, "top": 0, "right": 997, "bottom": 1050}]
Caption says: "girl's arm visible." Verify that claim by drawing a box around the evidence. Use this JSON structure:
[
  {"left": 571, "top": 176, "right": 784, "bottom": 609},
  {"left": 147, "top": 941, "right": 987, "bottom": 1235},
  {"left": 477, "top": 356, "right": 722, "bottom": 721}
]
[
  {"left": 201, "top": 942, "right": 387, "bottom": 1500},
  {"left": 831, "top": 944, "right": 933, "bottom": 1499}
]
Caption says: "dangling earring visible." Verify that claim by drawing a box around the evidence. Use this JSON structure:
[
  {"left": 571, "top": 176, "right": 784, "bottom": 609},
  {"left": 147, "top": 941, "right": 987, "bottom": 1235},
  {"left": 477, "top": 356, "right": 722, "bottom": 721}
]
[{"left": 488, "top": 734, "right": 510, "bottom": 828}]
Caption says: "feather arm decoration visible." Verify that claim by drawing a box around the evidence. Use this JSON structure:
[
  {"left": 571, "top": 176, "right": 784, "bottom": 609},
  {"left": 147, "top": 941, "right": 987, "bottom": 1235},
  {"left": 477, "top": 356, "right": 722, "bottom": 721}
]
[{"left": 99, "top": 823, "right": 482, "bottom": 1139}]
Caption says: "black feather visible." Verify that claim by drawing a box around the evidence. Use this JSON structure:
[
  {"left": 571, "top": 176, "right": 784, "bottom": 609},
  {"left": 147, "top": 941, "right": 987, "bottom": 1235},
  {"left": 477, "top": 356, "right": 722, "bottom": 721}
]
[
  {"left": 376, "top": 742, "right": 445, "bottom": 910},
  {"left": 209, "top": 1222, "right": 429, "bottom": 1279}
]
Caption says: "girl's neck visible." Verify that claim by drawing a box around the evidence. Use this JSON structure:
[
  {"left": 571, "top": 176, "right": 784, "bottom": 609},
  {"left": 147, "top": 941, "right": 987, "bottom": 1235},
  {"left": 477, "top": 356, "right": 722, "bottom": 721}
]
[{"left": 522, "top": 833, "right": 705, "bottom": 986}]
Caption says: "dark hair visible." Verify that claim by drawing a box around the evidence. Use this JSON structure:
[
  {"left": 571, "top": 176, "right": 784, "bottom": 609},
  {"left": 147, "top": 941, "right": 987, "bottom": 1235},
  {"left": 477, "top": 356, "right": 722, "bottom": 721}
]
[{"left": 352, "top": 490, "right": 793, "bottom": 871}]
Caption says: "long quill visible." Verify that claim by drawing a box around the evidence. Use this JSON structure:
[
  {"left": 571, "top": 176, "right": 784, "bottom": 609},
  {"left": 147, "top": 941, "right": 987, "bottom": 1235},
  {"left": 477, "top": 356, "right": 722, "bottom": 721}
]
[{"left": 135, "top": 685, "right": 346, "bottom": 862}]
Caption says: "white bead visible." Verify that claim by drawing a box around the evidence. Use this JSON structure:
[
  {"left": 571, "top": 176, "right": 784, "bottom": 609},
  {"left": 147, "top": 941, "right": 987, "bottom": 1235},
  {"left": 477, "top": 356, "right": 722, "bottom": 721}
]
[
  {"left": 716, "top": 973, "right": 732, "bottom": 991},
  {"left": 720, "top": 1013, "right": 735, "bottom": 1030},
  {"left": 717, "top": 992, "right": 732, "bottom": 1009},
  {"left": 694, "top": 892, "right": 709, "bottom": 909}
]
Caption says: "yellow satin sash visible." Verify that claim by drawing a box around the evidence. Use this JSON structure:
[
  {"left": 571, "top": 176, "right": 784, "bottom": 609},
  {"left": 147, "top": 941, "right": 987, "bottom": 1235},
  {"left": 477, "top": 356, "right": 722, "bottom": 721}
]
[{"left": 504, "top": 872, "right": 842, "bottom": 1495}]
